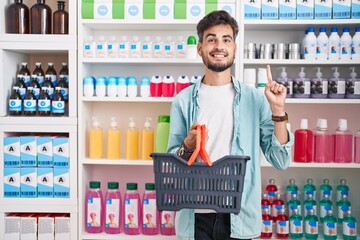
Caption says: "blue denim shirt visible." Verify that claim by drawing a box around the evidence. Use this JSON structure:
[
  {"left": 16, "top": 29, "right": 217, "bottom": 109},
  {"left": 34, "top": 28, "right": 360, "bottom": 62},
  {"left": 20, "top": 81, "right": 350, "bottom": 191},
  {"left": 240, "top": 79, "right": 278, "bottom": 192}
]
[{"left": 167, "top": 77, "right": 294, "bottom": 239}]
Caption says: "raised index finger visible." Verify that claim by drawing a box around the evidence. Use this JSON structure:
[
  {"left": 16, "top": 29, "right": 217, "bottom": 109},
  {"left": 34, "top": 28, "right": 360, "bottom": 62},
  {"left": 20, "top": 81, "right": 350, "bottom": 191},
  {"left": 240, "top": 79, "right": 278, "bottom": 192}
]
[{"left": 266, "top": 65, "right": 273, "bottom": 83}]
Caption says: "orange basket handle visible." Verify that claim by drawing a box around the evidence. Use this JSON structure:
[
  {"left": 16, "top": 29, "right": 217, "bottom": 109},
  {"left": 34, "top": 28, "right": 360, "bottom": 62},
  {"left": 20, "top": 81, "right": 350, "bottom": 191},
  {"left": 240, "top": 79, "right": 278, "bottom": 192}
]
[{"left": 187, "top": 124, "right": 212, "bottom": 166}]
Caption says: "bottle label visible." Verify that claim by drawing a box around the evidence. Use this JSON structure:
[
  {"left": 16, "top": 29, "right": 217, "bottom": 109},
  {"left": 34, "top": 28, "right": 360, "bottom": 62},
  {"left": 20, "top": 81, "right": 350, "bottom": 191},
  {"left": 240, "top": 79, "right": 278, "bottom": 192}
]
[
  {"left": 38, "top": 99, "right": 51, "bottom": 112},
  {"left": 262, "top": 219, "right": 273, "bottom": 233},
  {"left": 60, "top": 88, "right": 69, "bottom": 100},
  {"left": 324, "top": 221, "right": 337, "bottom": 236},
  {"left": 290, "top": 219, "right": 303, "bottom": 234},
  {"left": 304, "top": 204, "right": 317, "bottom": 216},
  {"left": 272, "top": 204, "right": 284, "bottom": 219},
  {"left": 9, "top": 99, "right": 22, "bottom": 112},
  {"left": 32, "top": 88, "right": 40, "bottom": 99},
  {"left": 84, "top": 44, "right": 94, "bottom": 58},
  {"left": 21, "top": 75, "right": 31, "bottom": 85},
  {"left": 276, "top": 220, "right": 289, "bottom": 234},
  {"left": 305, "top": 220, "right": 318, "bottom": 234},
  {"left": 337, "top": 190, "right": 349, "bottom": 202},
  {"left": 343, "top": 221, "right": 357, "bottom": 236},
  {"left": 46, "top": 88, "right": 54, "bottom": 99},
  {"left": 87, "top": 197, "right": 101, "bottom": 227},
  {"left": 52, "top": 101, "right": 65, "bottom": 113},
  {"left": 125, "top": 198, "right": 139, "bottom": 228},
  {"left": 62, "top": 75, "right": 69, "bottom": 84},
  {"left": 105, "top": 198, "right": 120, "bottom": 228},
  {"left": 143, "top": 198, "right": 157, "bottom": 228},
  {"left": 338, "top": 205, "right": 350, "bottom": 219},
  {"left": 36, "top": 76, "right": 44, "bottom": 86},
  {"left": 18, "top": 87, "right": 26, "bottom": 98},
  {"left": 161, "top": 211, "right": 175, "bottom": 229},
  {"left": 49, "top": 75, "right": 57, "bottom": 85},
  {"left": 24, "top": 100, "right": 36, "bottom": 112},
  {"left": 320, "top": 204, "right": 332, "bottom": 219}
]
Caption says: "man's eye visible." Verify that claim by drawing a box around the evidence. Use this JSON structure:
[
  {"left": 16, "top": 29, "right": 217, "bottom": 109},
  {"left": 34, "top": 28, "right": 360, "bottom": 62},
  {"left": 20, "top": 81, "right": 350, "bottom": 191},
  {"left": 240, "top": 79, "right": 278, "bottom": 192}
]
[{"left": 208, "top": 38, "right": 215, "bottom": 43}]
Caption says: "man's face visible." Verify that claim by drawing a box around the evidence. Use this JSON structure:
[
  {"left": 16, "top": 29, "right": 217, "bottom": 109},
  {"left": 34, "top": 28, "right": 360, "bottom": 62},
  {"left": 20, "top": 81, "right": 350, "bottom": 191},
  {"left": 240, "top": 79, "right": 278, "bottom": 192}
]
[{"left": 197, "top": 24, "right": 237, "bottom": 73}]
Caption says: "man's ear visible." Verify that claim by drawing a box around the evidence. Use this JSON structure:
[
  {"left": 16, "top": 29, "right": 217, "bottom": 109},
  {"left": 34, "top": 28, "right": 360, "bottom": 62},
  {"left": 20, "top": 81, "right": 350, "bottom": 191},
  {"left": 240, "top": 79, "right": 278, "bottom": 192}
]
[{"left": 197, "top": 42, "right": 202, "bottom": 56}]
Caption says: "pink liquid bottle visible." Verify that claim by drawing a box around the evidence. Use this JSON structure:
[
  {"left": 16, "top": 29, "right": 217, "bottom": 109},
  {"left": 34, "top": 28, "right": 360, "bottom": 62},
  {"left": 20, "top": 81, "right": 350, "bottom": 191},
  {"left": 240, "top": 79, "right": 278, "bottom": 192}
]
[
  {"left": 334, "top": 119, "right": 353, "bottom": 163},
  {"left": 314, "top": 118, "right": 335, "bottom": 163},
  {"left": 261, "top": 193, "right": 271, "bottom": 212},
  {"left": 272, "top": 193, "right": 285, "bottom": 221},
  {"left": 266, "top": 179, "right": 278, "bottom": 203},
  {"left": 124, "top": 182, "right": 141, "bottom": 235},
  {"left": 105, "top": 182, "right": 121, "bottom": 234},
  {"left": 160, "top": 211, "right": 176, "bottom": 235},
  {"left": 162, "top": 75, "right": 175, "bottom": 97},
  {"left": 355, "top": 130, "right": 360, "bottom": 163},
  {"left": 261, "top": 207, "right": 273, "bottom": 238},
  {"left": 150, "top": 75, "right": 162, "bottom": 97},
  {"left": 142, "top": 183, "right": 159, "bottom": 235},
  {"left": 176, "top": 75, "right": 190, "bottom": 94},
  {"left": 276, "top": 208, "right": 289, "bottom": 239},
  {"left": 294, "top": 119, "right": 313, "bottom": 162},
  {"left": 85, "top": 181, "right": 104, "bottom": 233}
]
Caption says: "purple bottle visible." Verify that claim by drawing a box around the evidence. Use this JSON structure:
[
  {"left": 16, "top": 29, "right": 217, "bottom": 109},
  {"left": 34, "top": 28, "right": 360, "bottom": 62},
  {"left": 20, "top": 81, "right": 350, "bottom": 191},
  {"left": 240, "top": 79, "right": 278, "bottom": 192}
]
[
  {"left": 334, "top": 119, "right": 353, "bottom": 163},
  {"left": 276, "top": 67, "right": 293, "bottom": 98},
  {"left": 311, "top": 68, "right": 328, "bottom": 98},
  {"left": 328, "top": 67, "right": 345, "bottom": 99},
  {"left": 293, "top": 67, "right": 311, "bottom": 98},
  {"left": 124, "top": 183, "right": 141, "bottom": 235},
  {"left": 345, "top": 67, "right": 360, "bottom": 99},
  {"left": 85, "top": 181, "right": 104, "bottom": 233}
]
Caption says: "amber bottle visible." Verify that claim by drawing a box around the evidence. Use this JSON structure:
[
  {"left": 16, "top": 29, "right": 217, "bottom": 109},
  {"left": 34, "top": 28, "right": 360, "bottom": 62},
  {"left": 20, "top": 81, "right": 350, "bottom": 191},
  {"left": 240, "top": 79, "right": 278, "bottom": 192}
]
[
  {"left": 30, "top": 0, "right": 52, "bottom": 34},
  {"left": 53, "top": 1, "right": 68, "bottom": 34},
  {"left": 6, "top": 0, "right": 29, "bottom": 34}
]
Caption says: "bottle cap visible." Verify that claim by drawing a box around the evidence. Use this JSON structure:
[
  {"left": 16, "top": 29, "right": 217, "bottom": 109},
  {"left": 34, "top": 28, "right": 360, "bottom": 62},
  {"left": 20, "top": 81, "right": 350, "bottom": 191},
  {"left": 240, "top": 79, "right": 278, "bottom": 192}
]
[
  {"left": 90, "top": 181, "right": 101, "bottom": 189},
  {"left": 108, "top": 182, "right": 119, "bottom": 189},
  {"left": 144, "top": 117, "right": 152, "bottom": 128},
  {"left": 318, "top": 119, "right": 328, "bottom": 129},
  {"left": 21, "top": 62, "right": 28, "bottom": 66},
  {"left": 55, "top": 86, "right": 61, "bottom": 90},
  {"left": 307, "top": 178, "right": 313, "bottom": 184},
  {"left": 337, "top": 118, "right": 348, "bottom": 131},
  {"left": 133, "top": 35, "right": 139, "bottom": 41},
  {"left": 127, "top": 77, "right": 137, "bottom": 86},
  {"left": 323, "top": 179, "right": 329, "bottom": 184},
  {"left": 129, "top": 117, "right": 136, "bottom": 128},
  {"left": 269, "top": 178, "right": 275, "bottom": 183},
  {"left": 145, "top": 183, "right": 155, "bottom": 190},
  {"left": 110, "top": 117, "right": 117, "bottom": 128},
  {"left": 299, "top": 67, "right": 306, "bottom": 78},
  {"left": 340, "top": 179, "right": 347, "bottom": 184},
  {"left": 332, "top": 67, "right": 340, "bottom": 78},
  {"left": 327, "top": 209, "right": 333, "bottom": 215},
  {"left": 331, "top": 27, "right": 338, "bottom": 32},
  {"left": 319, "top": 27, "right": 326, "bottom": 33},
  {"left": 300, "top": 119, "right": 308, "bottom": 129},
  {"left": 141, "top": 77, "right": 150, "bottom": 86},
  {"left": 187, "top": 36, "right": 197, "bottom": 45},
  {"left": 278, "top": 67, "right": 287, "bottom": 78},
  {"left": 155, "top": 36, "right": 161, "bottom": 41},
  {"left": 35, "top": 62, "right": 41, "bottom": 66},
  {"left": 289, "top": 179, "right": 295, "bottom": 184},
  {"left": 48, "top": 62, "right": 54, "bottom": 66},
  {"left": 166, "top": 36, "right": 172, "bottom": 41},
  {"left": 308, "top": 27, "right": 315, "bottom": 33},
  {"left": 41, "top": 87, "right": 47, "bottom": 90},
  {"left": 158, "top": 115, "right": 170, "bottom": 123},
  {"left": 62, "top": 62, "right": 67, "bottom": 66},
  {"left": 13, "top": 86, "right": 19, "bottom": 90},
  {"left": 99, "top": 35, "right": 105, "bottom": 41},
  {"left": 343, "top": 27, "right": 350, "bottom": 33},
  {"left": 118, "top": 76, "right": 126, "bottom": 85},
  {"left": 144, "top": 36, "right": 151, "bottom": 41},
  {"left": 92, "top": 117, "right": 100, "bottom": 127},
  {"left": 127, "top": 182, "right": 138, "bottom": 190}
]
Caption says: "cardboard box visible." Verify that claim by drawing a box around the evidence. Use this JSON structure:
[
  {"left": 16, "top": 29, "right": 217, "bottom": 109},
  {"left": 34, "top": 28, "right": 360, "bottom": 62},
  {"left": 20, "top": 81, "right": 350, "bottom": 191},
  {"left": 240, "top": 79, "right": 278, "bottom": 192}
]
[
  {"left": 82, "top": 0, "right": 125, "bottom": 19},
  {"left": 279, "top": 0, "right": 296, "bottom": 19},
  {"left": 244, "top": 0, "right": 261, "bottom": 19},
  {"left": 20, "top": 213, "right": 37, "bottom": 240},
  {"left": 37, "top": 213, "right": 55, "bottom": 240},
  {"left": 218, "top": 0, "right": 236, "bottom": 17},
  {"left": 4, "top": 137, "right": 20, "bottom": 167},
  {"left": 37, "top": 137, "right": 53, "bottom": 167},
  {"left": 315, "top": 0, "right": 332, "bottom": 19},
  {"left": 297, "top": 0, "right": 314, "bottom": 19},
  {"left": 4, "top": 168, "right": 20, "bottom": 198},
  {"left": 187, "top": 0, "right": 206, "bottom": 21},
  {"left": 54, "top": 213, "right": 71, "bottom": 240},
  {"left": 262, "top": 0, "right": 279, "bottom": 19},
  {"left": 20, "top": 136, "right": 37, "bottom": 167},
  {"left": 53, "top": 137, "right": 69, "bottom": 168},
  {"left": 54, "top": 168, "right": 70, "bottom": 198},
  {"left": 155, "top": 0, "right": 174, "bottom": 20},
  {"left": 125, "top": 0, "right": 143, "bottom": 19},
  {"left": 333, "top": 0, "right": 351, "bottom": 18},
  {"left": 5, "top": 213, "right": 21, "bottom": 240},
  {"left": 353, "top": 0, "right": 360, "bottom": 18},
  {"left": 38, "top": 168, "right": 54, "bottom": 198},
  {"left": 20, "top": 167, "right": 37, "bottom": 198}
]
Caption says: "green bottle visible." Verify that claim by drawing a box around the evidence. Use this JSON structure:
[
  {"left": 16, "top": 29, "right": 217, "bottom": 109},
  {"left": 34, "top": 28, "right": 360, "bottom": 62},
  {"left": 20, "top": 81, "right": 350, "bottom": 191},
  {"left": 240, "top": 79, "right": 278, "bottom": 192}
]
[
  {"left": 336, "top": 179, "right": 349, "bottom": 203},
  {"left": 155, "top": 115, "right": 170, "bottom": 153},
  {"left": 290, "top": 208, "right": 303, "bottom": 239},
  {"left": 319, "top": 194, "right": 333, "bottom": 222},
  {"left": 304, "top": 193, "right": 317, "bottom": 217},
  {"left": 320, "top": 179, "right": 332, "bottom": 200},
  {"left": 323, "top": 209, "right": 337, "bottom": 240},
  {"left": 304, "top": 178, "right": 316, "bottom": 202},
  {"left": 288, "top": 193, "right": 301, "bottom": 216},
  {"left": 343, "top": 209, "right": 357, "bottom": 240},
  {"left": 286, "top": 179, "right": 299, "bottom": 204},
  {"left": 337, "top": 194, "right": 351, "bottom": 223},
  {"left": 305, "top": 209, "right": 318, "bottom": 239}
]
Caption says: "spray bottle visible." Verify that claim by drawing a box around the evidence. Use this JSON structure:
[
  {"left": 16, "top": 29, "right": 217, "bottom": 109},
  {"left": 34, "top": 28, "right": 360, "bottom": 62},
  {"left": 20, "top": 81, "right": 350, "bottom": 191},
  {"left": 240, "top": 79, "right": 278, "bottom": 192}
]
[
  {"left": 140, "top": 118, "right": 154, "bottom": 160},
  {"left": 293, "top": 67, "right": 310, "bottom": 98},
  {"left": 106, "top": 117, "right": 120, "bottom": 160},
  {"left": 328, "top": 67, "right": 345, "bottom": 98},
  {"left": 345, "top": 67, "right": 360, "bottom": 99},
  {"left": 126, "top": 117, "right": 139, "bottom": 160},
  {"left": 311, "top": 67, "right": 328, "bottom": 98},
  {"left": 276, "top": 67, "right": 293, "bottom": 98}
]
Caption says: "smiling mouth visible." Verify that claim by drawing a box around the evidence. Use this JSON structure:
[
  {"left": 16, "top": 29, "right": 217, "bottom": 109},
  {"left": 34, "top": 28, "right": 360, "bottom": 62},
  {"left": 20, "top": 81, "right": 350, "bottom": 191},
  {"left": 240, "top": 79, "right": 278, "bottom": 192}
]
[{"left": 211, "top": 52, "right": 227, "bottom": 59}]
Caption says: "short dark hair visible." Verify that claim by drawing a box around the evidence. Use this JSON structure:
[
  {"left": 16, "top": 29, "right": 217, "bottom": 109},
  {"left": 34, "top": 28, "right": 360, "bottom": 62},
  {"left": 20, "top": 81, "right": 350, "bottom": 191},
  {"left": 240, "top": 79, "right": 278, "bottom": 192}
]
[{"left": 197, "top": 10, "right": 239, "bottom": 43}]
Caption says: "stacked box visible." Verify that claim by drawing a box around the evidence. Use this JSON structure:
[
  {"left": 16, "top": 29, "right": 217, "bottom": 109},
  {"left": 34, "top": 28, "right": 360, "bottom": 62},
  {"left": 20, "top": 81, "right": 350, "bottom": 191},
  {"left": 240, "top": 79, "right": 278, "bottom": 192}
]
[
  {"left": 4, "top": 137, "right": 21, "bottom": 167},
  {"left": 353, "top": 0, "right": 360, "bottom": 18},
  {"left": 37, "top": 213, "right": 55, "bottom": 240},
  {"left": 20, "top": 136, "right": 37, "bottom": 167},
  {"left": 297, "top": 0, "right": 314, "bottom": 19},
  {"left": 4, "top": 168, "right": 21, "bottom": 198},
  {"left": 53, "top": 137, "right": 69, "bottom": 168},
  {"left": 38, "top": 168, "right": 54, "bottom": 198},
  {"left": 20, "top": 213, "right": 37, "bottom": 240},
  {"left": 54, "top": 214, "right": 71, "bottom": 240},
  {"left": 37, "top": 137, "right": 53, "bottom": 167},
  {"left": 315, "top": 0, "right": 332, "bottom": 19},
  {"left": 54, "top": 168, "right": 70, "bottom": 198},
  {"left": 333, "top": 0, "right": 351, "bottom": 18},
  {"left": 5, "top": 213, "right": 21, "bottom": 240},
  {"left": 125, "top": 0, "right": 143, "bottom": 19},
  {"left": 279, "top": 0, "right": 296, "bottom": 19},
  {"left": 244, "top": 0, "right": 261, "bottom": 19},
  {"left": 262, "top": 0, "right": 279, "bottom": 19},
  {"left": 20, "top": 168, "right": 37, "bottom": 198}
]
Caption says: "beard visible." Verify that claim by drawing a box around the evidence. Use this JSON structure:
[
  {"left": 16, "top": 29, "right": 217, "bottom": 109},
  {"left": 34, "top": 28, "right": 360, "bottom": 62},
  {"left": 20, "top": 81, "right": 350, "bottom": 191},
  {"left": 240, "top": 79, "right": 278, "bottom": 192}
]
[{"left": 201, "top": 53, "right": 235, "bottom": 72}]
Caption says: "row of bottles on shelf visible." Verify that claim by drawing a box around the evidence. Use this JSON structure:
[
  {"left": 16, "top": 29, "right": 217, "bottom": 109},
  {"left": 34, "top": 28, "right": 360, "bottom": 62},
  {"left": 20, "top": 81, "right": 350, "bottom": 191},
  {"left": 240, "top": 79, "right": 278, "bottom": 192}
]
[
  {"left": 84, "top": 35, "right": 198, "bottom": 59},
  {"left": 6, "top": 0, "right": 69, "bottom": 34},
  {"left": 85, "top": 181, "right": 175, "bottom": 236},
  {"left": 244, "top": 42, "right": 301, "bottom": 60},
  {"left": 89, "top": 116, "right": 170, "bottom": 160},
  {"left": 83, "top": 75, "right": 201, "bottom": 98},
  {"left": 5, "top": 213, "right": 70, "bottom": 240},
  {"left": 244, "top": 0, "right": 359, "bottom": 20},
  {"left": 294, "top": 118, "right": 360, "bottom": 163}
]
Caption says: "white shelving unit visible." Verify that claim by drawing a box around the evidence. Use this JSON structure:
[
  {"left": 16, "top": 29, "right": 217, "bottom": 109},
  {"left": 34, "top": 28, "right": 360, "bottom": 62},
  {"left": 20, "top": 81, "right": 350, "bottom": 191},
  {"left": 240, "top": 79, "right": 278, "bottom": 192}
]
[{"left": 0, "top": 0, "right": 77, "bottom": 239}]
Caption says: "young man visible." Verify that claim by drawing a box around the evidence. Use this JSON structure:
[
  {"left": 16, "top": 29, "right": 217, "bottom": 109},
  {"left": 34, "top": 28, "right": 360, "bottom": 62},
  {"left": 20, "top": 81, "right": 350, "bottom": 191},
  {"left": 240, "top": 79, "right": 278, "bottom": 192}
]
[{"left": 167, "top": 10, "right": 294, "bottom": 240}]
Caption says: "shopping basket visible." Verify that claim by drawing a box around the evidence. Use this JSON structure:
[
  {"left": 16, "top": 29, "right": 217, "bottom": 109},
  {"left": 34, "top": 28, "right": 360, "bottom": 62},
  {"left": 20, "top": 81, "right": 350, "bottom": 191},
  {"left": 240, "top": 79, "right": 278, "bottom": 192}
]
[{"left": 151, "top": 153, "right": 250, "bottom": 214}]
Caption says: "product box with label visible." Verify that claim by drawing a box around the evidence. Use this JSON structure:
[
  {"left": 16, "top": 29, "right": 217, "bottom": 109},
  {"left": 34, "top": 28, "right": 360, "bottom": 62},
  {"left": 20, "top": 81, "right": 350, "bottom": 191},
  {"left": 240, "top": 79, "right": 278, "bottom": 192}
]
[
  {"left": 54, "top": 214, "right": 70, "bottom": 240},
  {"left": 262, "top": 0, "right": 279, "bottom": 19},
  {"left": 20, "top": 213, "right": 37, "bottom": 240},
  {"left": 217, "top": 0, "right": 236, "bottom": 17},
  {"left": 353, "top": 0, "right": 360, "bottom": 18},
  {"left": 4, "top": 137, "right": 20, "bottom": 167},
  {"left": 38, "top": 168, "right": 54, "bottom": 198},
  {"left": 5, "top": 213, "right": 21, "bottom": 240},
  {"left": 37, "top": 137, "right": 53, "bottom": 167},
  {"left": 244, "top": 0, "right": 261, "bottom": 19},
  {"left": 125, "top": 0, "right": 143, "bottom": 19},
  {"left": 315, "top": 0, "right": 332, "bottom": 19},
  {"left": 54, "top": 168, "right": 70, "bottom": 198},
  {"left": 297, "top": 0, "right": 314, "bottom": 19},
  {"left": 187, "top": 0, "right": 206, "bottom": 21},
  {"left": 279, "top": 0, "right": 296, "bottom": 19},
  {"left": 37, "top": 214, "right": 55, "bottom": 240},
  {"left": 82, "top": 0, "right": 126, "bottom": 19},
  {"left": 20, "top": 136, "right": 37, "bottom": 167},
  {"left": 20, "top": 167, "right": 37, "bottom": 198},
  {"left": 143, "top": 0, "right": 174, "bottom": 20},
  {"left": 53, "top": 137, "right": 69, "bottom": 168},
  {"left": 333, "top": 0, "right": 351, "bottom": 18},
  {"left": 4, "top": 167, "right": 20, "bottom": 198}
]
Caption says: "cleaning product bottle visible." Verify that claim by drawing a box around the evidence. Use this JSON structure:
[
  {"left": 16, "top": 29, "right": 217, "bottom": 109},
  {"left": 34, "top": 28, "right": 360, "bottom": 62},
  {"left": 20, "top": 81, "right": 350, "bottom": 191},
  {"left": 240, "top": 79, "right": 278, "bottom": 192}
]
[
  {"left": 44, "top": 75, "right": 55, "bottom": 99},
  {"left": 107, "top": 36, "right": 118, "bottom": 58},
  {"left": 342, "top": 209, "right": 357, "bottom": 240},
  {"left": 294, "top": 119, "right": 313, "bottom": 163},
  {"left": 345, "top": 67, "right": 360, "bottom": 99},
  {"left": 126, "top": 76, "right": 138, "bottom": 98},
  {"left": 29, "top": 75, "right": 41, "bottom": 99},
  {"left": 142, "top": 183, "right": 158, "bottom": 235},
  {"left": 45, "top": 62, "right": 57, "bottom": 86},
  {"left": 118, "top": 36, "right": 130, "bottom": 58},
  {"left": 176, "top": 75, "right": 190, "bottom": 94},
  {"left": 23, "top": 86, "right": 37, "bottom": 116},
  {"left": 293, "top": 67, "right": 311, "bottom": 98},
  {"left": 124, "top": 182, "right": 141, "bottom": 235},
  {"left": 117, "top": 76, "right": 127, "bottom": 98},
  {"left": 105, "top": 182, "right": 121, "bottom": 234},
  {"left": 313, "top": 118, "right": 334, "bottom": 163},
  {"left": 89, "top": 117, "right": 103, "bottom": 159},
  {"left": 106, "top": 117, "right": 120, "bottom": 160},
  {"left": 304, "top": 193, "right": 317, "bottom": 217},
  {"left": 302, "top": 29, "right": 308, "bottom": 59},
  {"left": 319, "top": 194, "right": 333, "bottom": 222},
  {"left": 266, "top": 179, "right": 278, "bottom": 203},
  {"left": 328, "top": 67, "right": 345, "bottom": 98},
  {"left": 150, "top": 75, "right": 162, "bottom": 97},
  {"left": 140, "top": 77, "right": 151, "bottom": 97},
  {"left": 125, "top": 118, "right": 139, "bottom": 160},
  {"left": 155, "top": 115, "right": 170, "bottom": 153},
  {"left": 160, "top": 211, "right": 176, "bottom": 235},
  {"left": 18, "top": 62, "right": 31, "bottom": 86},
  {"left": 289, "top": 208, "right": 303, "bottom": 239},
  {"left": 334, "top": 119, "right": 353, "bottom": 163},
  {"left": 96, "top": 35, "right": 107, "bottom": 58},
  {"left": 261, "top": 207, "right": 273, "bottom": 238},
  {"left": 323, "top": 209, "right": 337, "bottom": 239},
  {"left": 352, "top": 27, "right": 360, "bottom": 60},
  {"left": 303, "top": 179, "right": 317, "bottom": 202},
  {"left": 340, "top": 27, "right": 352, "bottom": 61},
  {"left": 85, "top": 181, "right": 104, "bottom": 233},
  {"left": 153, "top": 36, "right": 164, "bottom": 58},
  {"left": 261, "top": 193, "right": 271, "bottom": 212},
  {"left": 288, "top": 193, "right": 301, "bottom": 217},
  {"left": 37, "top": 87, "right": 51, "bottom": 116},
  {"left": 286, "top": 179, "right": 299, "bottom": 204},
  {"left": 162, "top": 75, "right": 175, "bottom": 97},
  {"left": 336, "top": 179, "right": 350, "bottom": 203},
  {"left": 187, "top": 36, "right": 198, "bottom": 59},
  {"left": 176, "top": 36, "right": 186, "bottom": 58},
  {"left": 84, "top": 36, "right": 95, "bottom": 58},
  {"left": 272, "top": 193, "right": 285, "bottom": 221},
  {"left": 59, "top": 62, "right": 68, "bottom": 84},
  {"left": 328, "top": 27, "right": 341, "bottom": 60},
  {"left": 51, "top": 86, "right": 65, "bottom": 116},
  {"left": 276, "top": 208, "right": 289, "bottom": 239},
  {"left": 311, "top": 67, "right": 328, "bottom": 98},
  {"left": 304, "top": 209, "right": 318, "bottom": 239},
  {"left": 33, "top": 62, "right": 45, "bottom": 86},
  {"left": 337, "top": 194, "right": 351, "bottom": 223},
  {"left": 316, "top": 27, "right": 329, "bottom": 60},
  {"left": 140, "top": 118, "right": 154, "bottom": 160},
  {"left": 304, "top": 27, "right": 317, "bottom": 60},
  {"left": 107, "top": 76, "right": 117, "bottom": 98},
  {"left": 142, "top": 36, "right": 153, "bottom": 58},
  {"left": 130, "top": 36, "right": 141, "bottom": 58},
  {"left": 15, "top": 74, "right": 27, "bottom": 99},
  {"left": 164, "top": 36, "right": 175, "bottom": 58},
  {"left": 276, "top": 67, "right": 293, "bottom": 98},
  {"left": 320, "top": 179, "right": 333, "bottom": 200}
]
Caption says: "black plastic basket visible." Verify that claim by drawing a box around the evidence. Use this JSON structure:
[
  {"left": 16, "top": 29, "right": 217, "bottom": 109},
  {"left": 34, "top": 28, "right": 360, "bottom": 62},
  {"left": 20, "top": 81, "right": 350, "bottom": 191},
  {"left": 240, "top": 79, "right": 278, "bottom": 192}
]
[{"left": 151, "top": 153, "right": 250, "bottom": 214}]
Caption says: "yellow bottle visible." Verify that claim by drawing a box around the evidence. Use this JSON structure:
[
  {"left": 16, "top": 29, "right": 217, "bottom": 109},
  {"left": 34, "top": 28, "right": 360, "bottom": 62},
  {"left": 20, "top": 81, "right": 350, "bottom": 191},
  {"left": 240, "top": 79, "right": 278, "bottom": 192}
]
[
  {"left": 89, "top": 117, "right": 103, "bottom": 159},
  {"left": 125, "top": 117, "right": 139, "bottom": 160},
  {"left": 140, "top": 117, "right": 154, "bottom": 160},
  {"left": 106, "top": 117, "right": 120, "bottom": 159}
]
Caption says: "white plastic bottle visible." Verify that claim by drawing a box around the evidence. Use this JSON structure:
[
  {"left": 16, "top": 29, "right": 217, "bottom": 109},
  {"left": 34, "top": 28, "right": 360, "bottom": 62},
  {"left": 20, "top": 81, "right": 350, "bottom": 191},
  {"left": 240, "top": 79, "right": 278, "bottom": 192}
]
[
  {"left": 304, "top": 27, "right": 317, "bottom": 60},
  {"left": 316, "top": 27, "right": 328, "bottom": 60},
  {"left": 340, "top": 27, "right": 352, "bottom": 61},
  {"left": 352, "top": 27, "right": 360, "bottom": 60},
  {"left": 107, "top": 76, "right": 118, "bottom": 97},
  {"left": 96, "top": 36, "right": 107, "bottom": 58},
  {"left": 127, "top": 77, "right": 138, "bottom": 97},
  {"left": 140, "top": 77, "right": 151, "bottom": 97},
  {"left": 118, "top": 36, "right": 130, "bottom": 58},
  {"left": 153, "top": 36, "right": 163, "bottom": 58},
  {"left": 328, "top": 27, "right": 341, "bottom": 60},
  {"left": 130, "top": 36, "right": 141, "bottom": 58},
  {"left": 95, "top": 76, "right": 107, "bottom": 97},
  {"left": 83, "top": 76, "right": 95, "bottom": 97},
  {"left": 301, "top": 29, "right": 308, "bottom": 59},
  {"left": 164, "top": 36, "right": 175, "bottom": 58},
  {"left": 117, "top": 76, "right": 127, "bottom": 98},
  {"left": 176, "top": 36, "right": 186, "bottom": 58},
  {"left": 84, "top": 36, "right": 95, "bottom": 58},
  {"left": 107, "top": 36, "right": 118, "bottom": 58},
  {"left": 186, "top": 36, "right": 198, "bottom": 59},
  {"left": 142, "top": 36, "right": 153, "bottom": 58}
]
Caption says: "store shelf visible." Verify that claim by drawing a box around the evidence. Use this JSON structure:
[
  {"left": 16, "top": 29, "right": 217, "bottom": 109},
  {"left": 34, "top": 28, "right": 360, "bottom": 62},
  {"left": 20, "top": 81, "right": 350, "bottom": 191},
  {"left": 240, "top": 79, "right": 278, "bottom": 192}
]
[
  {"left": 82, "top": 58, "right": 202, "bottom": 64},
  {"left": 243, "top": 59, "right": 360, "bottom": 66},
  {"left": 82, "top": 233, "right": 177, "bottom": 240},
  {"left": 261, "top": 159, "right": 360, "bottom": 168},
  {"left": 285, "top": 99, "right": 360, "bottom": 104},
  {"left": 1, "top": 40, "right": 76, "bottom": 52},
  {"left": 81, "top": 97, "right": 174, "bottom": 103},
  {"left": 82, "top": 159, "right": 153, "bottom": 166},
  {"left": 0, "top": 116, "right": 77, "bottom": 126},
  {"left": 0, "top": 34, "right": 76, "bottom": 44},
  {"left": 0, "top": 199, "right": 77, "bottom": 213}
]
